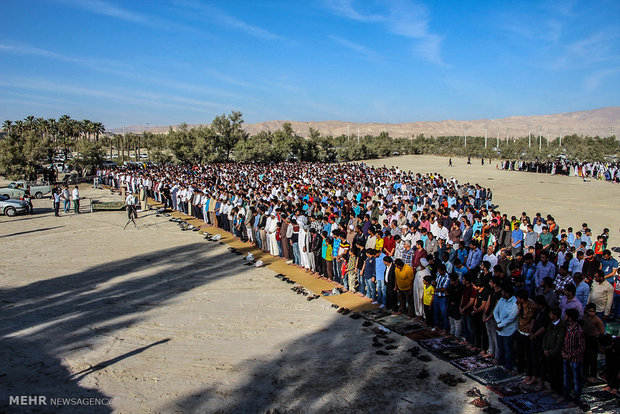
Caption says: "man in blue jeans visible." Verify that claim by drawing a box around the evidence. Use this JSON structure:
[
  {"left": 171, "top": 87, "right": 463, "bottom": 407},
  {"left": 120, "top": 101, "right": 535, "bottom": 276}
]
[
  {"left": 493, "top": 285, "right": 519, "bottom": 371},
  {"left": 375, "top": 251, "right": 387, "bottom": 308},
  {"left": 433, "top": 264, "right": 450, "bottom": 333},
  {"left": 361, "top": 249, "right": 377, "bottom": 302}
]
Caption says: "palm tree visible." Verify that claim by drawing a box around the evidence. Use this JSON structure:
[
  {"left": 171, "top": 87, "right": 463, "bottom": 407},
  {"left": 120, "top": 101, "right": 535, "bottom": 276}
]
[
  {"left": 24, "top": 115, "right": 36, "bottom": 131},
  {"left": 82, "top": 119, "right": 93, "bottom": 141},
  {"left": 14, "top": 120, "right": 25, "bottom": 135},
  {"left": 93, "top": 122, "right": 105, "bottom": 141},
  {"left": 2, "top": 120, "right": 12, "bottom": 134},
  {"left": 47, "top": 118, "right": 57, "bottom": 145}
]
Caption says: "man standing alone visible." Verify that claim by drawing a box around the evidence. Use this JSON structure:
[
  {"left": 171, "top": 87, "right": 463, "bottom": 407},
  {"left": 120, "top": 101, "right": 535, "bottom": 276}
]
[{"left": 72, "top": 185, "right": 80, "bottom": 214}]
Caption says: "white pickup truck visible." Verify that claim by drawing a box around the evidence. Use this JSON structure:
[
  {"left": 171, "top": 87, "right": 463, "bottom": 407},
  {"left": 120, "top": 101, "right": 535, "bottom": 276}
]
[{"left": 0, "top": 181, "right": 52, "bottom": 199}]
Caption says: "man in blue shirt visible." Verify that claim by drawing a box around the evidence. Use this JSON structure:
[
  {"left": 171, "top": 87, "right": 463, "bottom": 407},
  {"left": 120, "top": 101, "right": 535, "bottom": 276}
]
[
  {"left": 375, "top": 251, "right": 387, "bottom": 308},
  {"left": 601, "top": 250, "right": 620, "bottom": 318},
  {"left": 534, "top": 252, "right": 556, "bottom": 294},
  {"left": 493, "top": 285, "right": 519, "bottom": 371},
  {"left": 521, "top": 253, "right": 537, "bottom": 296},
  {"left": 362, "top": 249, "right": 377, "bottom": 303},
  {"left": 601, "top": 250, "right": 619, "bottom": 284},
  {"left": 573, "top": 272, "right": 590, "bottom": 310},
  {"left": 466, "top": 241, "right": 482, "bottom": 274},
  {"left": 511, "top": 226, "right": 524, "bottom": 257}
]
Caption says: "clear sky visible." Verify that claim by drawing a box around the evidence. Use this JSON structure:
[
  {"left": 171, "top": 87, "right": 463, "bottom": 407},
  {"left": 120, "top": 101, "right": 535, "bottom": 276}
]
[{"left": 1, "top": 0, "right": 619, "bottom": 129}]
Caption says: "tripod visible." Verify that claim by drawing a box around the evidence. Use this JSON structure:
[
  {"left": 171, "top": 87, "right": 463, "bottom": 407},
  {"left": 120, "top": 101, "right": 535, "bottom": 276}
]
[{"left": 123, "top": 205, "right": 139, "bottom": 229}]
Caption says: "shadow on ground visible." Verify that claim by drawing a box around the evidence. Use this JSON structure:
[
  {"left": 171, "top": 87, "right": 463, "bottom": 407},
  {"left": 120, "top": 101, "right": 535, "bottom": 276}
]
[{"left": 0, "top": 243, "right": 246, "bottom": 413}]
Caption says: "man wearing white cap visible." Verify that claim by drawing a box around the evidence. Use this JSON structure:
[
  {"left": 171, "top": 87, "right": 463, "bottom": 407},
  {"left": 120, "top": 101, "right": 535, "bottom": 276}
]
[{"left": 413, "top": 258, "right": 430, "bottom": 318}]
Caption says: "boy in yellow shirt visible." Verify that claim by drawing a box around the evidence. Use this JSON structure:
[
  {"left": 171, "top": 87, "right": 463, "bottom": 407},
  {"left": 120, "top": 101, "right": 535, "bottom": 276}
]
[{"left": 423, "top": 275, "right": 435, "bottom": 325}]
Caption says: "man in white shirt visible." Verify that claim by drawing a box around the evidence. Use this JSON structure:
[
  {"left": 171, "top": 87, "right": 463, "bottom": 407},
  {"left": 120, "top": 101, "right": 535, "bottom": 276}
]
[
  {"left": 72, "top": 185, "right": 80, "bottom": 214},
  {"left": 483, "top": 246, "right": 498, "bottom": 273}
]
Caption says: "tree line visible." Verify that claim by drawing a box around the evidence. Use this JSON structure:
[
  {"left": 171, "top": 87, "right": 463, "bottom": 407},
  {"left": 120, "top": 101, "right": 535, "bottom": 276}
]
[
  {"left": 1, "top": 111, "right": 618, "bottom": 180},
  {"left": 1, "top": 115, "right": 106, "bottom": 180}
]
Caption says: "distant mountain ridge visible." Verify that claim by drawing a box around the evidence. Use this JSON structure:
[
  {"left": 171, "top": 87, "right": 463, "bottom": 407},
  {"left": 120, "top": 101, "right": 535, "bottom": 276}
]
[{"left": 110, "top": 107, "right": 619, "bottom": 138}]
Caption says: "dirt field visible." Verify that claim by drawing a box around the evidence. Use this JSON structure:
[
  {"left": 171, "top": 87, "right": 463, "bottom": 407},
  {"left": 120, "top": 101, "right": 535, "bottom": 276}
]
[{"left": 1, "top": 154, "right": 610, "bottom": 413}]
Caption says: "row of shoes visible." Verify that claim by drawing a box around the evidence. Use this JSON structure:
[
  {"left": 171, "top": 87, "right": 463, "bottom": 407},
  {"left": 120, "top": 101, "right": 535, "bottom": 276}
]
[
  {"left": 291, "top": 285, "right": 309, "bottom": 296},
  {"left": 336, "top": 307, "right": 351, "bottom": 315},
  {"left": 204, "top": 233, "right": 222, "bottom": 242},
  {"left": 228, "top": 247, "right": 243, "bottom": 256},
  {"left": 274, "top": 274, "right": 295, "bottom": 284}
]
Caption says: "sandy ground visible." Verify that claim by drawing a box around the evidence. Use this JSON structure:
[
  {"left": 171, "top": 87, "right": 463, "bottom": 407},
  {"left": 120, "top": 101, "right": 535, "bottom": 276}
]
[{"left": 0, "top": 154, "right": 609, "bottom": 414}]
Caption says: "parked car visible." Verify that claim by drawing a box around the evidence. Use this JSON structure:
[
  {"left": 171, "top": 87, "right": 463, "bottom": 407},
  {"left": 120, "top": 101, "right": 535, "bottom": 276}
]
[
  {"left": 0, "top": 181, "right": 52, "bottom": 199},
  {"left": 0, "top": 194, "right": 29, "bottom": 216},
  {"left": 101, "top": 161, "right": 117, "bottom": 168},
  {"left": 48, "top": 162, "right": 68, "bottom": 173}
]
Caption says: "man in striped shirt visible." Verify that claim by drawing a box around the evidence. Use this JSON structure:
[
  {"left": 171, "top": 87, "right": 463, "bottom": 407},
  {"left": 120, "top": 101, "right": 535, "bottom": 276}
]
[
  {"left": 433, "top": 264, "right": 451, "bottom": 334},
  {"left": 561, "top": 308, "right": 585, "bottom": 403}
]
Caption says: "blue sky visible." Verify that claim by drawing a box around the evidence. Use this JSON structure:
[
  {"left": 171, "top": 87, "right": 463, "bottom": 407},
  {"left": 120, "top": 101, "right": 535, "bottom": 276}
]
[{"left": 0, "top": 0, "right": 618, "bottom": 129}]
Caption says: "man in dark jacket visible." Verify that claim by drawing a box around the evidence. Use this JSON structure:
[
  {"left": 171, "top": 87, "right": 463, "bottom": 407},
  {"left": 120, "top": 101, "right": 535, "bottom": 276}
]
[
  {"left": 542, "top": 307, "right": 566, "bottom": 395},
  {"left": 384, "top": 256, "right": 398, "bottom": 312}
]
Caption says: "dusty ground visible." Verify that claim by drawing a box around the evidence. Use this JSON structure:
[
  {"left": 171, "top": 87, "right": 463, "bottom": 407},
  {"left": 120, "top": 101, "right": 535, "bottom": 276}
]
[{"left": 1, "top": 153, "right": 610, "bottom": 414}]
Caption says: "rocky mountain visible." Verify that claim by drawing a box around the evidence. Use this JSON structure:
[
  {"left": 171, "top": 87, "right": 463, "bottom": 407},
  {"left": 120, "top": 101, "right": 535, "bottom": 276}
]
[{"left": 110, "top": 107, "right": 619, "bottom": 138}]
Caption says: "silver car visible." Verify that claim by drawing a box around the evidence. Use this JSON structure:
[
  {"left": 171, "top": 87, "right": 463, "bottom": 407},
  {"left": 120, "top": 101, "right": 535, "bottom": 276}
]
[{"left": 0, "top": 194, "right": 29, "bottom": 216}]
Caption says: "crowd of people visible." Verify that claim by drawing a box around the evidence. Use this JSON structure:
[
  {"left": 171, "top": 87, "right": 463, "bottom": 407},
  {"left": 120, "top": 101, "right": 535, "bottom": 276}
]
[
  {"left": 499, "top": 159, "right": 620, "bottom": 182},
  {"left": 97, "top": 161, "right": 620, "bottom": 404}
]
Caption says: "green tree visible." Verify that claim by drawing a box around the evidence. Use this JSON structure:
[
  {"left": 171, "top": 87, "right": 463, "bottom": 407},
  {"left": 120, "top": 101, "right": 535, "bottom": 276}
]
[
  {"left": 67, "top": 140, "right": 105, "bottom": 176},
  {"left": 211, "top": 111, "right": 249, "bottom": 160},
  {"left": 0, "top": 130, "right": 53, "bottom": 180}
]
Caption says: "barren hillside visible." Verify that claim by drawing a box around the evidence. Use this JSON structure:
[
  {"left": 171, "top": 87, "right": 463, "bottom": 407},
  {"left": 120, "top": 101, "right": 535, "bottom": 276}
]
[{"left": 111, "top": 107, "right": 619, "bottom": 138}]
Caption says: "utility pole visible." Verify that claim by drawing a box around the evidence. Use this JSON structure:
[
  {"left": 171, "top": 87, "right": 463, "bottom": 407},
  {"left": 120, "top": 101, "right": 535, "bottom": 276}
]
[
  {"left": 122, "top": 125, "right": 125, "bottom": 163},
  {"left": 357, "top": 124, "right": 360, "bottom": 144},
  {"left": 496, "top": 130, "right": 499, "bottom": 148},
  {"left": 538, "top": 125, "right": 542, "bottom": 151},
  {"left": 484, "top": 124, "right": 488, "bottom": 148},
  {"left": 528, "top": 123, "right": 531, "bottom": 148},
  {"left": 559, "top": 128, "right": 563, "bottom": 146},
  {"left": 463, "top": 125, "right": 467, "bottom": 147},
  {"left": 347, "top": 125, "right": 350, "bottom": 141}
]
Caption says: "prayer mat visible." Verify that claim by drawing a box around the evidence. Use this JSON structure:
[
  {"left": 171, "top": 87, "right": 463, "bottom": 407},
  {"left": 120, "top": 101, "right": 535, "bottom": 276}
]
[
  {"left": 404, "top": 329, "right": 442, "bottom": 342},
  {"left": 486, "top": 377, "right": 536, "bottom": 398},
  {"left": 363, "top": 309, "right": 392, "bottom": 321},
  {"left": 433, "top": 346, "right": 478, "bottom": 361},
  {"left": 580, "top": 387, "right": 618, "bottom": 409},
  {"left": 591, "top": 402, "right": 620, "bottom": 414},
  {"left": 466, "top": 366, "right": 518, "bottom": 385},
  {"left": 375, "top": 314, "right": 414, "bottom": 329},
  {"left": 606, "top": 320, "right": 620, "bottom": 336},
  {"left": 419, "top": 337, "right": 461, "bottom": 352},
  {"left": 499, "top": 391, "right": 571, "bottom": 414},
  {"left": 391, "top": 321, "right": 425, "bottom": 335},
  {"left": 450, "top": 355, "right": 496, "bottom": 373}
]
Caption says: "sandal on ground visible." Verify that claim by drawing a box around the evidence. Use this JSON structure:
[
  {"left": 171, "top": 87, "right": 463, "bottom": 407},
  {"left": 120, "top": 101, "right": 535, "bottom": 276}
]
[{"left": 470, "top": 397, "right": 489, "bottom": 408}]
